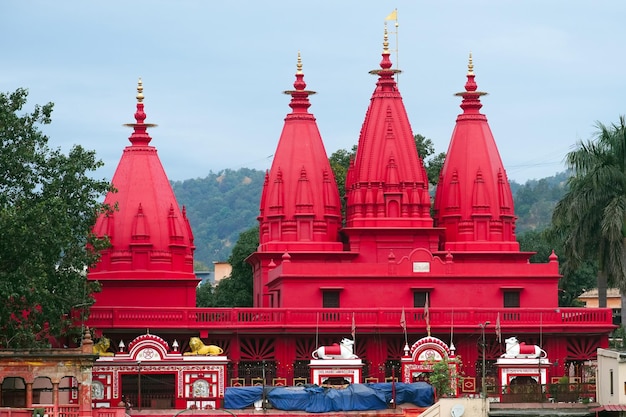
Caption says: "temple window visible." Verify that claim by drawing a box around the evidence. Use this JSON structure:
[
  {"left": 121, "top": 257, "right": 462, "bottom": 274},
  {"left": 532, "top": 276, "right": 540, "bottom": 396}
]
[
  {"left": 322, "top": 290, "right": 340, "bottom": 308},
  {"left": 413, "top": 291, "right": 429, "bottom": 308},
  {"left": 503, "top": 291, "right": 520, "bottom": 308}
]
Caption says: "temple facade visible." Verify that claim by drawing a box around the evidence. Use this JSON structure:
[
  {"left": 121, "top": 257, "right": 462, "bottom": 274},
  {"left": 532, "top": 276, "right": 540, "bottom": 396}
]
[{"left": 86, "top": 30, "right": 613, "bottom": 409}]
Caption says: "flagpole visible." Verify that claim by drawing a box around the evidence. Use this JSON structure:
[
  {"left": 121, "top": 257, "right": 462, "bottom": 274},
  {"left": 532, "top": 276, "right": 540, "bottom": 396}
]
[
  {"left": 401, "top": 307, "right": 408, "bottom": 347},
  {"left": 450, "top": 308, "right": 454, "bottom": 346},
  {"left": 425, "top": 293, "right": 430, "bottom": 337},
  {"left": 496, "top": 312, "right": 501, "bottom": 344},
  {"left": 351, "top": 312, "right": 356, "bottom": 348},
  {"left": 539, "top": 311, "right": 543, "bottom": 347},
  {"left": 394, "top": 14, "right": 399, "bottom": 79},
  {"left": 315, "top": 312, "right": 319, "bottom": 349},
  {"left": 384, "top": 8, "right": 400, "bottom": 84}
]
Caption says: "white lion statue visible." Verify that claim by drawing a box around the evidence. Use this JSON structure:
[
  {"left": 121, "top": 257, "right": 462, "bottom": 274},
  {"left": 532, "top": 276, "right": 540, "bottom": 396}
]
[
  {"left": 312, "top": 338, "right": 358, "bottom": 360},
  {"left": 502, "top": 336, "right": 547, "bottom": 358}
]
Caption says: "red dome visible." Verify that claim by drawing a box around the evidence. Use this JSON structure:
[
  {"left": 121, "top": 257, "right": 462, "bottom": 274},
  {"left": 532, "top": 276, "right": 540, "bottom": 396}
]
[
  {"left": 88, "top": 79, "right": 197, "bottom": 308},
  {"left": 257, "top": 54, "right": 343, "bottom": 252},
  {"left": 345, "top": 27, "right": 432, "bottom": 229},
  {"left": 434, "top": 55, "right": 518, "bottom": 251}
]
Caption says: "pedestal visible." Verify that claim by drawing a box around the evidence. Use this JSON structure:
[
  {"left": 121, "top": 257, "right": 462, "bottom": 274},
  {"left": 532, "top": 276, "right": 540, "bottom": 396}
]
[
  {"left": 496, "top": 357, "right": 551, "bottom": 402},
  {"left": 309, "top": 359, "right": 364, "bottom": 386}
]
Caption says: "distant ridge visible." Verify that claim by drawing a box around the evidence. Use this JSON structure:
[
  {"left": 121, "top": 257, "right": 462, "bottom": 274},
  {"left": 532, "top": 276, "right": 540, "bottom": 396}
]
[{"left": 173, "top": 168, "right": 569, "bottom": 268}]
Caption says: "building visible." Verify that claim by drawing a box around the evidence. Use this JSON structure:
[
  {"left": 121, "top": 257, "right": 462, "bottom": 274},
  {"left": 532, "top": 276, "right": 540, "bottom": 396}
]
[
  {"left": 86, "top": 30, "right": 614, "bottom": 409},
  {"left": 578, "top": 288, "right": 622, "bottom": 325},
  {"left": 594, "top": 348, "right": 626, "bottom": 414}
]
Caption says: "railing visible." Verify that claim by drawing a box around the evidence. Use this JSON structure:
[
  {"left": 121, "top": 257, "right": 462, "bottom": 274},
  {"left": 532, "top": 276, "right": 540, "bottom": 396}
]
[
  {"left": 41, "top": 405, "right": 79, "bottom": 417},
  {"left": 88, "top": 307, "right": 613, "bottom": 330},
  {"left": 92, "top": 408, "right": 126, "bottom": 417},
  {"left": 499, "top": 383, "right": 596, "bottom": 403}
]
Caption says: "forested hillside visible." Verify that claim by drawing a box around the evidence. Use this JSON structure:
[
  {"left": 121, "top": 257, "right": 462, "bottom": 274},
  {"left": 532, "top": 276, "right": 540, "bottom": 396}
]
[
  {"left": 510, "top": 171, "right": 569, "bottom": 233},
  {"left": 173, "top": 168, "right": 569, "bottom": 269},
  {"left": 171, "top": 168, "right": 265, "bottom": 269}
]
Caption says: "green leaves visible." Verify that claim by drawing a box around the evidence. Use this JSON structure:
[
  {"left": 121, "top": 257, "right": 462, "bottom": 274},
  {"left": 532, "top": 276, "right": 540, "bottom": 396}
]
[
  {"left": 0, "top": 88, "right": 111, "bottom": 348},
  {"left": 552, "top": 115, "right": 626, "bottom": 306}
]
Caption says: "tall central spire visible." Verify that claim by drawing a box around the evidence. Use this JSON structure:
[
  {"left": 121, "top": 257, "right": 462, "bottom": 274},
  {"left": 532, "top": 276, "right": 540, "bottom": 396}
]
[{"left": 344, "top": 26, "right": 432, "bottom": 228}]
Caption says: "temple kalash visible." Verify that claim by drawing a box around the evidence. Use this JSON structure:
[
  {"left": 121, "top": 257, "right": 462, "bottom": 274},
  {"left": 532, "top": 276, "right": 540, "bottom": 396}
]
[{"left": 10, "top": 26, "right": 614, "bottom": 415}]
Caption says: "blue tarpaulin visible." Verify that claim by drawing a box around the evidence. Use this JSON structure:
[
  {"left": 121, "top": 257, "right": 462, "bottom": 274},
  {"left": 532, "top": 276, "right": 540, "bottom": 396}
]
[{"left": 223, "top": 382, "right": 434, "bottom": 412}]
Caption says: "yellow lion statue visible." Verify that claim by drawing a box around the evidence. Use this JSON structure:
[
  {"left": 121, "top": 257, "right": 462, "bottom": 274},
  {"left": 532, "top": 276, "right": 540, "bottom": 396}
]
[
  {"left": 93, "top": 336, "right": 114, "bottom": 356},
  {"left": 184, "top": 337, "right": 224, "bottom": 356}
]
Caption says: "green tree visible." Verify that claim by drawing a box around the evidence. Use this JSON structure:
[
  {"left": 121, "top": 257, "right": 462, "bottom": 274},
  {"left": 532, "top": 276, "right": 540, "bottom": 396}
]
[
  {"left": 171, "top": 168, "right": 264, "bottom": 267},
  {"left": 518, "top": 229, "right": 596, "bottom": 306},
  {"left": 328, "top": 145, "right": 357, "bottom": 221},
  {"left": 196, "top": 281, "right": 215, "bottom": 307},
  {"left": 414, "top": 134, "right": 446, "bottom": 186},
  {"left": 0, "top": 88, "right": 111, "bottom": 348},
  {"left": 210, "top": 226, "right": 259, "bottom": 307},
  {"left": 552, "top": 116, "right": 626, "bottom": 309}
]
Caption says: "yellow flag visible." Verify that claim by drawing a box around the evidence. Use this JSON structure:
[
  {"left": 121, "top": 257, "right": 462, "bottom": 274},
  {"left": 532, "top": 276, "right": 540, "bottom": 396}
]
[{"left": 385, "top": 10, "right": 397, "bottom": 21}]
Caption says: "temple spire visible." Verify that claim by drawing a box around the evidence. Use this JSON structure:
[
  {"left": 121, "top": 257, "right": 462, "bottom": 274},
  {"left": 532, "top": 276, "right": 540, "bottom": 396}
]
[
  {"left": 282, "top": 51, "right": 316, "bottom": 116},
  {"left": 344, "top": 28, "right": 432, "bottom": 230},
  {"left": 88, "top": 78, "right": 197, "bottom": 308},
  {"left": 454, "top": 53, "right": 488, "bottom": 119},
  {"left": 434, "top": 55, "right": 518, "bottom": 251},
  {"left": 123, "top": 78, "right": 158, "bottom": 146},
  {"left": 256, "top": 52, "right": 342, "bottom": 253}
]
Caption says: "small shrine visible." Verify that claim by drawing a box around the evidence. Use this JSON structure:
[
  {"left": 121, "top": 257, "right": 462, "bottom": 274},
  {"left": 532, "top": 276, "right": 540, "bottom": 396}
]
[
  {"left": 401, "top": 336, "right": 461, "bottom": 396},
  {"left": 91, "top": 334, "right": 228, "bottom": 410},
  {"left": 496, "top": 337, "right": 551, "bottom": 400},
  {"left": 309, "top": 338, "right": 363, "bottom": 385}
]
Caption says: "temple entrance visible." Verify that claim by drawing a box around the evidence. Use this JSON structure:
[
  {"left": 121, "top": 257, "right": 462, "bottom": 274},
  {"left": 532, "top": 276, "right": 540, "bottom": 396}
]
[{"left": 122, "top": 374, "right": 175, "bottom": 409}]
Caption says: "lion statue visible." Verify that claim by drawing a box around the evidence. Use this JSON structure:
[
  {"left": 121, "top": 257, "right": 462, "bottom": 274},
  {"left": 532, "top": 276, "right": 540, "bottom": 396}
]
[
  {"left": 93, "top": 336, "right": 114, "bottom": 356},
  {"left": 184, "top": 337, "right": 224, "bottom": 356}
]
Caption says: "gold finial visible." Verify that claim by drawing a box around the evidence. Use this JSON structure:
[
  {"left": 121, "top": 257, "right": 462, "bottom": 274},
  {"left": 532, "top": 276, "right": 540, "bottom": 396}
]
[
  {"left": 136, "top": 77, "right": 144, "bottom": 103},
  {"left": 383, "top": 24, "right": 389, "bottom": 54},
  {"left": 468, "top": 52, "right": 474, "bottom": 75},
  {"left": 296, "top": 51, "right": 303, "bottom": 74}
]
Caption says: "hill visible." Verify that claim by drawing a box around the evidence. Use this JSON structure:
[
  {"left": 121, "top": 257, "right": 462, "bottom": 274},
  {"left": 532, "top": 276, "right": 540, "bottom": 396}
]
[
  {"left": 171, "top": 168, "right": 265, "bottom": 269},
  {"left": 173, "top": 168, "right": 570, "bottom": 268},
  {"left": 510, "top": 171, "right": 569, "bottom": 234}
]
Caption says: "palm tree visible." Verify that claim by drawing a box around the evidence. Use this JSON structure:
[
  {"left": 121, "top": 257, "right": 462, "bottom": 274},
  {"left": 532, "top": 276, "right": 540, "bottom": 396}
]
[{"left": 552, "top": 116, "right": 626, "bottom": 313}]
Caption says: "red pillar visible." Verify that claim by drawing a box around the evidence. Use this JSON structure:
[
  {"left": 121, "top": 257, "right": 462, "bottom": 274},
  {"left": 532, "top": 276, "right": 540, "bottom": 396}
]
[
  {"left": 52, "top": 383, "right": 59, "bottom": 417},
  {"left": 25, "top": 383, "right": 33, "bottom": 408}
]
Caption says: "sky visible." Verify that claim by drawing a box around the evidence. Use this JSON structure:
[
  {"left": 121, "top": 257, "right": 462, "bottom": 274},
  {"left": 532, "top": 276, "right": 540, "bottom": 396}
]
[{"left": 2, "top": 1, "right": 625, "bottom": 184}]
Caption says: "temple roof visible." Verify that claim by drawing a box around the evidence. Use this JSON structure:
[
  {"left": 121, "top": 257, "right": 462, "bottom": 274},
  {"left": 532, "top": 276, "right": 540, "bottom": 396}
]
[
  {"left": 433, "top": 55, "right": 519, "bottom": 251},
  {"left": 344, "top": 26, "right": 432, "bottom": 228},
  {"left": 89, "top": 79, "right": 196, "bottom": 282},
  {"left": 257, "top": 54, "right": 342, "bottom": 252}
]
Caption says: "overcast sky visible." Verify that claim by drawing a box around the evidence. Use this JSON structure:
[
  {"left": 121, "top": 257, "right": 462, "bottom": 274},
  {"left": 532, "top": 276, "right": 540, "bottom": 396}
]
[{"left": 3, "top": 1, "right": 625, "bottom": 184}]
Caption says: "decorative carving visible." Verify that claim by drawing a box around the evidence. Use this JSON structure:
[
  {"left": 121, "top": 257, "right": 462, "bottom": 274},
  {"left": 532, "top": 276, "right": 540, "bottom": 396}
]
[
  {"left": 184, "top": 337, "right": 224, "bottom": 356},
  {"left": 502, "top": 336, "right": 547, "bottom": 358},
  {"left": 93, "top": 337, "right": 114, "bottom": 356},
  {"left": 311, "top": 338, "right": 358, "bottom": 360}
]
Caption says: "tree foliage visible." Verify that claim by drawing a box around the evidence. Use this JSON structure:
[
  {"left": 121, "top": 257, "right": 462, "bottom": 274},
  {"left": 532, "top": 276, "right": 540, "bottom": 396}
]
[
  {"left": 171, "top": 168, "right": 264, "bottom": 267},
  {"left": 414, "top": 134, "right": 446, "bottom": 186},
  {"left": 0, "top": 88, "right": 111, "bottom": 348},
  {"left": 551, "top": 116, "right": 626, "bottom": 308},
  {"left": 517, "top": 229, "right": 596, "bottom": 306},
  {"left": 197, "top": 226, "right": 259, "bottom": 307},
  {"left": 513, "top": 172, "right": 569, "bottom": 233}
]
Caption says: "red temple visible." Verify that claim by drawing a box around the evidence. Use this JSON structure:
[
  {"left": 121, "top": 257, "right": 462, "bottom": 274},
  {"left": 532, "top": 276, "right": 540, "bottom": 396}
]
[{"left": 87, "top": 31, "right": 613, "bottom": 408}]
